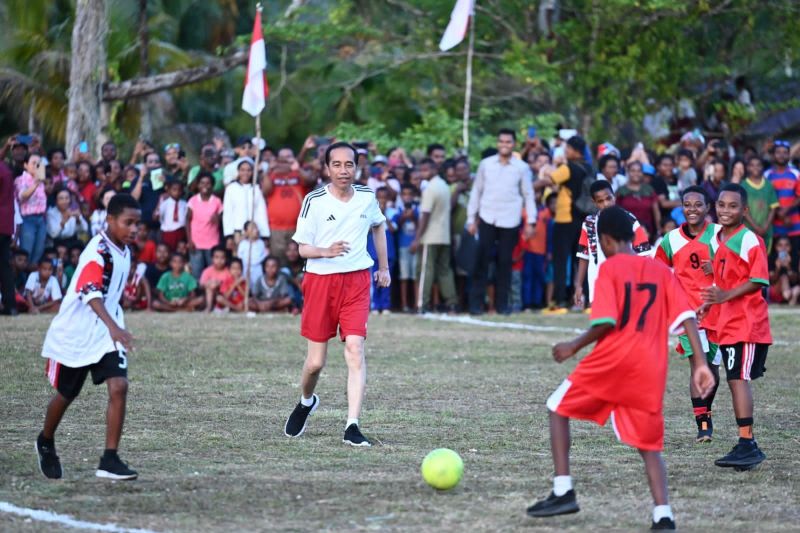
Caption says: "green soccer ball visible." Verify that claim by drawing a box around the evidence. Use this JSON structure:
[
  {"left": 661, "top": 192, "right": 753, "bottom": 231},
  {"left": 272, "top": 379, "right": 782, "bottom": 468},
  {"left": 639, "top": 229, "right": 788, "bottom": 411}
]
[{"left": 421, "top": 448, "right": 463, "bottom": 490}]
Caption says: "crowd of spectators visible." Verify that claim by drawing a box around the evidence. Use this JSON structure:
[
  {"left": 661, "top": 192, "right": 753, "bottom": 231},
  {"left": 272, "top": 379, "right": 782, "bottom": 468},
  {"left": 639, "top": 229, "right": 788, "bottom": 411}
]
[{"left": 1, "top": 124, "right": 800, "bottom": 317}]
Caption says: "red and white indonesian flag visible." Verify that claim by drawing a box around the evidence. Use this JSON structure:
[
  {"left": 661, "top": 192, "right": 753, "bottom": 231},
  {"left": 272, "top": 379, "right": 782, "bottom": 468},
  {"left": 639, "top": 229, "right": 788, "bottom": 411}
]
[
  {"left": 439, "top": 0, "right": 475, "bottom": 51},
  {"left": 242, "top": 8, "right": 269, "bottom": 117}
]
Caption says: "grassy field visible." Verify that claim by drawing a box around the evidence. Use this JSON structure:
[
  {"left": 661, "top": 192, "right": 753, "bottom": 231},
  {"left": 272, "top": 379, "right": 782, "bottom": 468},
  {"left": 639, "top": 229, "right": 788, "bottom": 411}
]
[{"left": 1, "top": 310, "right": 799, "bottom": 532}]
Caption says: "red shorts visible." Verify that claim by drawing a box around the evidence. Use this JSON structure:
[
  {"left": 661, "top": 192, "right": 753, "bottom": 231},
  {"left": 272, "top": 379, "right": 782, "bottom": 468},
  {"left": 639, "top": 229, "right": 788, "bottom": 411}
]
[
  {"left": 301, "top": 269, "right": 370, "bottom": 342},
  {"left": 161, "top": 228, "right": 187, "bottom": 252},
  {"left": 546, "top": 379, "right": 664, "bottom": 451}
]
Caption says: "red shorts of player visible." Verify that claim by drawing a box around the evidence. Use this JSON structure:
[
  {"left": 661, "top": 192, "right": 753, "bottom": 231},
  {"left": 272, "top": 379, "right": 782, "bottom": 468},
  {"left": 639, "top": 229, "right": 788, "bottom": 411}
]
[
  {"left": 161, "top": 228, "right": 187, "bottom": 252},
  {"left": 546, "top": 379, "right": 664, "bottom": 451},
  {"left": 301, "top": 269, "right": 370, "bottom": 342}
]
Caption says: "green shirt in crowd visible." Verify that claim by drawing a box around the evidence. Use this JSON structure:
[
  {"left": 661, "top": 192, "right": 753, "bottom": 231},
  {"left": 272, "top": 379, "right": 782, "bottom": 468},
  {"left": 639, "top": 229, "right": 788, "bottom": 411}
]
[
  {"left": 742, "top": 177, "right": 779, "bottom": 252},
  {"left": 157, "top": 271, "right": 198, "bottom": 301}
]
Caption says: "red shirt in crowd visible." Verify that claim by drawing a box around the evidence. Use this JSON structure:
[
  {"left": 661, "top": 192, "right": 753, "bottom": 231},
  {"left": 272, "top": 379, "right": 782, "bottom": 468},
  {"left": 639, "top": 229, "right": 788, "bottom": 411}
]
[{"left": 267, "top": 171, "right": 310, "bottom": 231}]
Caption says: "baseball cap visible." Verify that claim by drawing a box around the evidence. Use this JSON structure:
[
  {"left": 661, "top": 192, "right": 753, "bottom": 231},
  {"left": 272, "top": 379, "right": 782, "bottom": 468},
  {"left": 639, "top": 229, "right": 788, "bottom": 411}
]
[{"left": 373, "top": 155, "right": 388, "bottom": 165}]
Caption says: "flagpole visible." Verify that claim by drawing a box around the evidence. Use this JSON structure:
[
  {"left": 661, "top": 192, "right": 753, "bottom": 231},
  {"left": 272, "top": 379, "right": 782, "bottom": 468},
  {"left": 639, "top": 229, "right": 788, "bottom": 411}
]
[
  {"left": 462, "top": 6, "right": 475, "bottom": 153},
  {"left": 245, "top": 2, "right": 265, "bottom": 316}
]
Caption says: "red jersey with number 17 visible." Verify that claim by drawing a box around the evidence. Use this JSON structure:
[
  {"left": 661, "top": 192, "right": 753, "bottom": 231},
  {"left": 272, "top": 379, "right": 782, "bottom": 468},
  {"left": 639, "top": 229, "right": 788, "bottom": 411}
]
[
  {"left": 712, "top": 225, "right": 772, "bottom": 345},
  {"left": 569, "top": 254, "right": 695, "bottom": 414}
]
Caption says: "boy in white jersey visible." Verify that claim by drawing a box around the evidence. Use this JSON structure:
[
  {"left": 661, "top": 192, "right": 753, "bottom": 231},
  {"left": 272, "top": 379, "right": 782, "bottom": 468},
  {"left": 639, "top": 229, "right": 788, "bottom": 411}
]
[
  {"left": 35, "top": 194, "right": 141, "bottom": 481},
  {"left": 283, "top": 142, "right": 390, "bottom": 447},
  {"left": 574, "top": 180, "right": 651, "bottom": 310}
]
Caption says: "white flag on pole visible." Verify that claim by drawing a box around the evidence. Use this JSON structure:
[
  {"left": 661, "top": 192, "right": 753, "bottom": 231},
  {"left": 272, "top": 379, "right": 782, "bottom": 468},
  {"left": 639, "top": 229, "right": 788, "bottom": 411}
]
[{"left": 439, "top": 0, "right": 475, "bottom": 51}]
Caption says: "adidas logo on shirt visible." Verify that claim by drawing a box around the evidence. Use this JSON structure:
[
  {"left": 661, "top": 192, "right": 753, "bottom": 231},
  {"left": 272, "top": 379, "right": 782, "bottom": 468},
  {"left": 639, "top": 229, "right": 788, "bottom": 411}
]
[
  {"left": 360, "top": 214, "right": 367, "bottom": 219},
  {"left": 326, "top": 214, "right": 336, "bottom": 221}
]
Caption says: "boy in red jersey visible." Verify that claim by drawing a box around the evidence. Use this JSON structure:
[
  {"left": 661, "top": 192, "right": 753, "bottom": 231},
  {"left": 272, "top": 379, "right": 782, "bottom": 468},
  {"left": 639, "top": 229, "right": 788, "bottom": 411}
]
[
  {"left": 700, "top": 183, "right": 771, "bottom": 471},
  {"left": 654, "top": 185, "right": 721, "bottom": 442},
  {"left": 527, "top": 206, "right": 714, "bottom": 530}
]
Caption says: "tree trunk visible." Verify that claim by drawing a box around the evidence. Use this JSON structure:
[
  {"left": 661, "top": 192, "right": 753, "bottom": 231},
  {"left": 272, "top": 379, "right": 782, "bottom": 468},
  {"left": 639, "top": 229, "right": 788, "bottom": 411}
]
[
  {"left": 66, "top": 0, "right": 107, "bottom": 158},
  {"left": 138, "top": 0, "right": 152, "bottom": 140}
]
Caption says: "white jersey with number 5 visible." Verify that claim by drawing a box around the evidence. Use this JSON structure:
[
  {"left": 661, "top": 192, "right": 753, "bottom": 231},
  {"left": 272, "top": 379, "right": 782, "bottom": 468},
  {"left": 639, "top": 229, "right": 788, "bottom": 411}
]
[{"left": 41, "top": 232, "right": 130, "bottom": 367}]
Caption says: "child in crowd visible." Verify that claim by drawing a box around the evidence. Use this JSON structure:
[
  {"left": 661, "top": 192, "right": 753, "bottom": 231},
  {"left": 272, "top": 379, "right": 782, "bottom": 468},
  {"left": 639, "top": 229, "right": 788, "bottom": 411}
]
[
  {"left": 36, "top": 194, "right": 141, "bottom": 481},
  {"left": 510, "top": 234, "right": 524, "bottom": 313},
  {"left": 769, "top": 236, "right": 800, "bottom": 305},
  {"left": 741, "top": 156, "right": 779, "bottom": 253},
  {"left": 152, "top": 253, "right": 204, "bottom": 312},
  {"left": 134, "top": 221, "right": 156, "bottom": 263},
  {"left": 25, "top": 259, "right": 63, "bottom": 314},
  {"left": 145, "top": 243, "right": 170, "bottom": 289},
  {"left": 393, "top": 184, "right": 419, "bottom": 312},
  {"left": 90, "top": 188, "right": 116, "bottom": 237},
  {"left": 280, "top": 240, "right": 305, "bottom": 311},
  {"left": 13, "top": 249, "right": 30, "bottom": 311},
  {"left": 237, "top": 220, "right": 269, "bottom": 289},
  {"left": 122, "top": 247, "right": 151, "bottom": 311},
  {"left": 157, "top": 179, "right": 187, "bottom": 252},
  {"left": 522, "top": 192, "right": 552, "bottom": 310},
  {"left": 368, "top": 187, "right": 396, "bottom": 314},
  {"left": 544, "top": 193, "right": 557, "bottom": 309},
  {"left": 199, "top": 246, "right": 234, "bottom": 313},
  {"left": 221, "top": 257, "right": 247, "bottom": 312},
  {"left": 251, "top": 256, "right": 294, "bottom": 313},
  {"left": 186, "top": 172, "right": 224, "bottom": 280},
  {"left": 64, "top": 245, "right": 82, "bottom": 288},
  {"left": 676, "top": 149, "right": 697, "bottom": 191}
]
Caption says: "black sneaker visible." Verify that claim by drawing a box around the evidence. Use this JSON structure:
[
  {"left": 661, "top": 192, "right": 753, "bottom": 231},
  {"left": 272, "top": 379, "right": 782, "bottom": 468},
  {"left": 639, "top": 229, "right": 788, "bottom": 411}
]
[
  {"left": 714, "top": 439, "right": 766, "bottom": 469},
  {"left": 35, "top": 433, "right": 62, "bottom": 480},
  {"left": 96, "top": 453, "right": 138, "bottom": 480},
  {"left": 651, "top": 517, "right": 676, "bottom": 530},
  {"left": 343, "top": 424, "right": 371, "bottom": 447},
  {"left": 695, "top": 414, "right": 713, "bottom": 443},
  {"left": 526, "top": 490, "right": 580, "bottom": 517},
  {"left": 284, "top": 394, "right": 319, "bottom": 437}
]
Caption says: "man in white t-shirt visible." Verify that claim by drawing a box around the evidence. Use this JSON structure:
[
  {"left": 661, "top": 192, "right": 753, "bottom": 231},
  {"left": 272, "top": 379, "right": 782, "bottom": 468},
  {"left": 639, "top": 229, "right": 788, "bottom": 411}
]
[{"left": 283, "top": 142, "right": 390, "bottom": 447}]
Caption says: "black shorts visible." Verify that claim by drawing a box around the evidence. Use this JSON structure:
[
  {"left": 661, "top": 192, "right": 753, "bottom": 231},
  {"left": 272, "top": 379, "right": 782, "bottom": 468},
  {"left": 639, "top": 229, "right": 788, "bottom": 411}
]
[
  {"left": 45, "top": 351, "right": 128, "bottom": 400},
  {"left": 720, "top": 343, "right": 768, "bottom": 382}
]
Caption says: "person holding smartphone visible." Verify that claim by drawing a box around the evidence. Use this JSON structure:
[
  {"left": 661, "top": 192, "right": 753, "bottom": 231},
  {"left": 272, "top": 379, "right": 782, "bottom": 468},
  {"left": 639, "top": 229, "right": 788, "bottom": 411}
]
[{"left": 14, "top": 153, "right": 48, "bottom": 264}]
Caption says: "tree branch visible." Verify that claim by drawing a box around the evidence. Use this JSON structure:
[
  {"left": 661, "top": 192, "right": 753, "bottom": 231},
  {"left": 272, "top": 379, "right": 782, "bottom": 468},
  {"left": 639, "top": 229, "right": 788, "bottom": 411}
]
[{"left": 102, "top": 50, "right": 247, "bottom": 101}]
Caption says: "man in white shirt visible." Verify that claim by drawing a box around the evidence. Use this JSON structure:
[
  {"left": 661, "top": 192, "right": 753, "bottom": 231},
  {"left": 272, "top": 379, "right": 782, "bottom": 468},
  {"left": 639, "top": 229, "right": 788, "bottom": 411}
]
[
  {"left": 466, "top": 128, "right": 537, "bottom": 315},
  {"left": 283, "top": 142, "right": 390, "bottom": 447}
]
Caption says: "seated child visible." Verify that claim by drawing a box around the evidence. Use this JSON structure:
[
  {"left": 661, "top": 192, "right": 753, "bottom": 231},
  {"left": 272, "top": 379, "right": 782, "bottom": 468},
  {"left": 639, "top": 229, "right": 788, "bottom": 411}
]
[
  {"left": 237, "top": 220, "right": 268, "bottom": 289},
  {"left": 218, "top": 257, "right": 247, "bottom": 312},
  {"left": 769, "top": 236, "right": 800, "bottom": 305},
  {"left": 280, "top": 240, "right": 304, "bottom": 311},
  {"left": 200, "top": 246, "right": 234, "bottom": 312},
  {"left": 250, "top": 256, "right": 293, "bottom": 313},
  {"left": 152, "top": 253, "right": 204, "bottom": 312},
  {"left": 25, "top": 259, "right": 63, "bottom": 314},
  {"left": 122, "top": 247, "right": 151, "bottom": 311}
]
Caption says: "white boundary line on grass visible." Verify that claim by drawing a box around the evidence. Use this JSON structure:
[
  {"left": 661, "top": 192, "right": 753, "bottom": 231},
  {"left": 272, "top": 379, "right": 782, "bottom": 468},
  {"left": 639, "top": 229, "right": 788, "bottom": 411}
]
[
  {"left": 0, "top": 501, "right": 158, "bottom": 533},
  {"left": 420, "top": 313, "right": 790, "bottom": 346}
]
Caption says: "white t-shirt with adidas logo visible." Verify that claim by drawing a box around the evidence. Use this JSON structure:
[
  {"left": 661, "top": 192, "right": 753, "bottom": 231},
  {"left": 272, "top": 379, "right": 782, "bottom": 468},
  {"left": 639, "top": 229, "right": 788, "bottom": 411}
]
[{"left": 293, "top": 184, "right": 386, "bottom": 275}]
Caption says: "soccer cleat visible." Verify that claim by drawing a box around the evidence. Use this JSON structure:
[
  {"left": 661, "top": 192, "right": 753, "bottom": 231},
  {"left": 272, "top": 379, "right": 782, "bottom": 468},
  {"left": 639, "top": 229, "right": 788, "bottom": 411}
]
[
  {"left": 284, "top": 394, "right": 319, "bottom": 438},
  {"left": 35, "top": 433, "right": 63, "bottom": 480},
  {"left": 96, "top": 453, "right": 138, "bottom": 480},
  {"left": 695, "top": 414, "right": 713, "bottom": 443},
  {"left": 651, "top": 517, "right": 676, "bottom": 530},
  {"left": 714, "top": 439, "right": 766, "bottom": 469},
  {"left": 526, "top": 490, "right": 580, "bottom": 517},
  {"left": 343, "top": 424, "right": 371, "bottom": 447},
  {"left": 541, "top": 307, "right": 569, "bottom": 316}
]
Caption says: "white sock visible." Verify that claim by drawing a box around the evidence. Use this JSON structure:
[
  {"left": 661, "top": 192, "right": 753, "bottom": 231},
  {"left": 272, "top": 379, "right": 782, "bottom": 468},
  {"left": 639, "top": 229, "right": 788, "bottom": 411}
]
[
  {"left": 553, "top": 475, "right": 573, "bottom": 497},
  {"left": 653, "top": 505, "right": 673, "bottom": 522},
  {"left": 300, "top": 395, "right": 314, "bottom": 407},
  {"left": 346, "top": 418, "right": 359, "bottom": 428}
]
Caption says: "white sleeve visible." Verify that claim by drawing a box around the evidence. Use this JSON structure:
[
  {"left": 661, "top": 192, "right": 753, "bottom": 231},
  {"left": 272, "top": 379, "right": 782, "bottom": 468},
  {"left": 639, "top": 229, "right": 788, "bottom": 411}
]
[
  {"left": 368, "top": 196, "right": 386, "bottom": 227},
  {"left": 46, "top": 209, "right": 62, "bottom": 239},
  {"left": 292, "top": 198, "right": 316, "bottom": 245},
  {"left": 50, "top": 277, "right": 62, "bottom": 300},
  {"left": 222, "top": 186, "right": 237, "bottom": 236},
  {"left": 255, "top": 192, "right": 271, "bottom": 238},
  {"left": 24, "top": 272, "right": 37, "bottom": 293}
]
